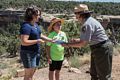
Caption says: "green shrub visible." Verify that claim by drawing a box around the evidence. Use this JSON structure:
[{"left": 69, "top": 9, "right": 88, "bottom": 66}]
[
  {"left": 0, "top": 23, "right": 20, "bottom": 56},
  {"left": 0, "top": 47, "right": 6, "bottom": 55},
  {"left": 0, "top": 62, "right": 9, "bottom": 69},
  {"left": 68, "top": 54, "right": 90, "bottom": 68},
  {"left": 68, "top": 54, "right": 81, "bottom": 68}
]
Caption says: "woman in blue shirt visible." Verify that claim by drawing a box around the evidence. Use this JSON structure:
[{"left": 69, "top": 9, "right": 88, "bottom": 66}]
[{"left": 20, "top": 7, "right": 54, "bottom": 80}]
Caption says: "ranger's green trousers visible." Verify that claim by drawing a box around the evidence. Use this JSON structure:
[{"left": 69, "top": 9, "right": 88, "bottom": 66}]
[{"left": 90, "top": 41, "right": 113, "bottom": 80}]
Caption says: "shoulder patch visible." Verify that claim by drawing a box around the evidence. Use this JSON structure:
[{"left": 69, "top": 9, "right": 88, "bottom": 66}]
[{"left": 82, "top": 26, "right": 86, "bottom": 33}]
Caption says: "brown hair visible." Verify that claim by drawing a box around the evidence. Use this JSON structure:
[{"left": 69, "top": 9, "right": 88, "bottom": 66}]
[
  {"left": 80, "top": 13, "right": 91, "bottom": 19},
  {"left": 24, "top": 7, "right": 41, "bottom": 21}
]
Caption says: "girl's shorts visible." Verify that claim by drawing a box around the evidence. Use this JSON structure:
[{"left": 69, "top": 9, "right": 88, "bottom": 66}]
[{"left": 49, "top": 60, "right": 63, "bottom": 71}]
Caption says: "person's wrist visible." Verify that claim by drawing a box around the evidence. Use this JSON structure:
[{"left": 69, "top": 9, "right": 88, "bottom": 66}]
[
  {"left": 46, "top": 55, "right": 50, "bottom": 58},
  {"left": 37, "top": 39, "right": 40, "bottom": 43},
  {"left": 48, "top": 58, "right": 50, "bottom": 60},
  {"left": 51, "top": 39, "right": 55, "bottom": 43},
  {"left": 67, "top": 43, "right": 71, "bottom": 47},
  {"left": 66, "top": 43, "right": 69, "bottom": 47},
  {"left": 50, "top": 39, "right": 53, "bottom": 42}
]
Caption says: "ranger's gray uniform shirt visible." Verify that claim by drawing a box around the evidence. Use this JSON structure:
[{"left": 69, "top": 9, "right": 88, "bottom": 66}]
[{"left": 80, "top": 17, "right": 108, "bottom": 45}]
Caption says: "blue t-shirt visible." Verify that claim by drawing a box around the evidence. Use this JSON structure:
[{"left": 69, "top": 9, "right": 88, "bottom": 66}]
[{"left": 20, "top": 22, "right": 41, "bottom": 52}]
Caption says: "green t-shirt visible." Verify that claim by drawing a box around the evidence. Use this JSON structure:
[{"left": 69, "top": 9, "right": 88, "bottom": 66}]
[{"left": 47, "top": 31, "right": 68, "bottom": 61}]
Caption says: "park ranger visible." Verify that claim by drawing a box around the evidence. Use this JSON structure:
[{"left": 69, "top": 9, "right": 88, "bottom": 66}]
[{"left": 62, "top": 4, "right": 113, "bottom": 80}]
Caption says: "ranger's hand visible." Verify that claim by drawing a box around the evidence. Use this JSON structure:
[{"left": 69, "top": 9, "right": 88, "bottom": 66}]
[
  {"left": 69, "top": 38, "right": 80, "bottom": 42},
  {"left": 61, "top": 43, "right": 69, "bottom": 47}
]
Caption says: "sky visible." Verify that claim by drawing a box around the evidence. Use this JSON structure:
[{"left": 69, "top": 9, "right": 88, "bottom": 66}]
[{"left": 50, "top": 0, "right": 120, "bottom": 2}]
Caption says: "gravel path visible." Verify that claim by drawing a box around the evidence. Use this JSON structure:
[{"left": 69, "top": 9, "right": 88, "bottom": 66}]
[{"left": 13, "top": 55, "right": 120, "bottom": 80}]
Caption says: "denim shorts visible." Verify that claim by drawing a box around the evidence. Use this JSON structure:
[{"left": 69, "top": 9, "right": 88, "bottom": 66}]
[{"left": 20, "top": 50, "right": 40, "bottom": 68}]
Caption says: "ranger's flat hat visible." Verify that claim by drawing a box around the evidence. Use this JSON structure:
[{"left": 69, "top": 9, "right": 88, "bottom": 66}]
[{"left": 74, "top": 4, "right": 93, "bottom": 14}]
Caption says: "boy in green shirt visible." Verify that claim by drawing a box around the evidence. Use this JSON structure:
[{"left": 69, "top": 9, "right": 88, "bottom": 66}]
[{"left": 46, "top": 18, "right": 67, "bottom": 80}]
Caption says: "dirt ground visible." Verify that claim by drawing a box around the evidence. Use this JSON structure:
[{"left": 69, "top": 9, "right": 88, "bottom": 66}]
[{"left": 12, "top": 54, "right": 120, "bottom": 80}]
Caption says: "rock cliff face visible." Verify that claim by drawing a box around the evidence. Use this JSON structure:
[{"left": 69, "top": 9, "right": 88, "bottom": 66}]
[{"left": 0, "top": 10, "right": 24, "bottom": 26}]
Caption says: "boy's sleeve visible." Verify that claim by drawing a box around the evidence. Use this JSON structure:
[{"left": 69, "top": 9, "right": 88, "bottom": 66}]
[{"left": 46, "top": 33, "right": 53, "bottom": 46}]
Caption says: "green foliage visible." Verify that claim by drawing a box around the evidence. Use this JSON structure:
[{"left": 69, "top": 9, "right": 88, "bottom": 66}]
[
  {"left": 68, "top": 54, "right": 81, "bottom": 68},
  {"left": 38, "top": 44, "right": 48, "bottom": 68},
  {"left": 0, "top": 46, "right": 6, "bottom": 55},
  {"left": 0, "top": 23, "right": 20, "bottom": 56},
  {"left": 68, "top": 54, "right": 90, "bottom": 68},
  {"left": 0, "top": 0, "right": 120, "bottom": 15},
  {"left": 0, "top": 35, "right": 9, "bottom": 55},
  {"left": 6, "top": 36, "right": 20, "bottom": 56}
]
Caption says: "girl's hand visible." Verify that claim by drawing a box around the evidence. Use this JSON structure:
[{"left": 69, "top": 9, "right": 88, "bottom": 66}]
[
  {"left": 55, "top": 40, "right": 66, "bottom": 44},
  {"left": 48, "top": 58, "right": 52, "bottom": 64},
  {"left": 51, "top": 38, "right": 58, "bottom": 43}
]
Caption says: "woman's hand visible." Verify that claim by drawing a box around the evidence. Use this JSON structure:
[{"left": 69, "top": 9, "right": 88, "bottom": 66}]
[{"left": 37, "top": 39, "right": 45, "bottom": 43}]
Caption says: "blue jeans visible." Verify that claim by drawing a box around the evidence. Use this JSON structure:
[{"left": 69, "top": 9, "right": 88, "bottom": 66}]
[{"left": 20, "top": 50, "right": 40, "bottom": 68}]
